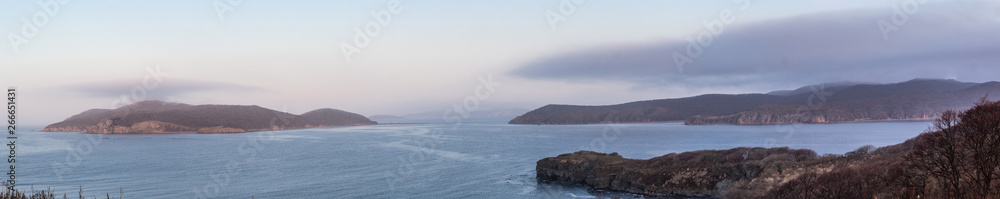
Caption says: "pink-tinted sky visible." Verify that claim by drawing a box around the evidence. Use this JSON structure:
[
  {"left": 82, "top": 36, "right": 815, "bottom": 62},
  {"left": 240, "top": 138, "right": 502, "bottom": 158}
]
[{"left": 1, "top": 0, "right": 998, "bottom": 126}]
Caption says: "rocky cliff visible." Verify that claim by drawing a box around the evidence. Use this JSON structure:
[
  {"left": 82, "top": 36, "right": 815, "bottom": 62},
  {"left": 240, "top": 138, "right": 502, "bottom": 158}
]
[
  {"left": 536, "top": 147, "right": 898, "bottom": 198},
  {"left": 43, "top": 101, "right": 376, "bottom": 134}
]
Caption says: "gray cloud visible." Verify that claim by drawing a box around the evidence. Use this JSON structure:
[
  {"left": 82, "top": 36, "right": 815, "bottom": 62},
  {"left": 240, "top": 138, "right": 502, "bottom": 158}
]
[
  {"left": 63, "top": 78, "right": 264, "bottom": 101},
  {"left": 510, "top": 1, "right": 1000, "bottom": 89}
]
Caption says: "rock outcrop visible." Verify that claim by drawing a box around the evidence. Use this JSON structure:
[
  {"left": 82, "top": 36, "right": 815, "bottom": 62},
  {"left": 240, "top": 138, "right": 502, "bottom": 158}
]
[
  {"left": 196, "top": 126, "right": 247, "bottom": 134},
  {"left": 536, "top": 147, "right": 895, "bottom": 198}
]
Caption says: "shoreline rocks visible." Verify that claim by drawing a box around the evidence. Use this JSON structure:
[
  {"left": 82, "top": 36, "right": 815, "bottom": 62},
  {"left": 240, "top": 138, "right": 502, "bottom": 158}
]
[{"left": 536, "top": 148, "right": 822, "bottom": 198}]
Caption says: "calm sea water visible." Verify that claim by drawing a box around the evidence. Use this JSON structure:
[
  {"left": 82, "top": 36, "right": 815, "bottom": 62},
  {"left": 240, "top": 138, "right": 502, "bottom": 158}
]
[{"left": 15, "top": 118, "right": 931, "bottom": 198}]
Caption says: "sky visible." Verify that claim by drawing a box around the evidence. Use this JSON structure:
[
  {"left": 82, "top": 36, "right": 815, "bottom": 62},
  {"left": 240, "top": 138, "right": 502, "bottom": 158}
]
[{"left": 0, "top": 0, "right": 998, "bottom": 126}]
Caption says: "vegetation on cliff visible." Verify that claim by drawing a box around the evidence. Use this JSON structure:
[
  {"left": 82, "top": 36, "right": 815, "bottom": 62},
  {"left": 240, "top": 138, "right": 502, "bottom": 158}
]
[{"left": 537, "top": 98, "right": 1000, "bottom": 198}]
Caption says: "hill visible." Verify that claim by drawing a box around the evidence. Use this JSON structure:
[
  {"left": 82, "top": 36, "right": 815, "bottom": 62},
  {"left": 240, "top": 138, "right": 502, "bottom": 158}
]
[
  {"left": 42, "top": 101, "right": 376, "bottom": 134},
  {"left": 510, "top": 79, "right": 1000, "bottom": 125}
]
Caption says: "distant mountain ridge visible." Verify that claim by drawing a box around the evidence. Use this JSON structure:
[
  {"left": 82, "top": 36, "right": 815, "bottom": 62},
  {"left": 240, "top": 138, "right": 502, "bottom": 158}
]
[
  {"left": 765, "top": 81, "right": 868, "bottom": 96},
  {"left": 367, "top": 115, "right": 407, "bottom": 120},
  {"left": 509, "top": 79, "right": 1000, "bottom": 125},
  {"left": 398, "top": 108, "right": 530, "bottom": 119},
  {"left": 43, "top": 101, "right": 376, "bottom": 134}
]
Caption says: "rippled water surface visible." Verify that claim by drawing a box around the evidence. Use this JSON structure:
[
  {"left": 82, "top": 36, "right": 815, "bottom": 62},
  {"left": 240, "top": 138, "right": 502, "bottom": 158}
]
[{"left": 17, "top": 118, "right": 931, "bottom": 198}]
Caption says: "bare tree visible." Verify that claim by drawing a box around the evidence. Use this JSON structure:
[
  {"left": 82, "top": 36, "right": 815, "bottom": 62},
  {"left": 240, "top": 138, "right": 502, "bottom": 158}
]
[
  {"left": 956, "top": 98, "right": 1000, "bottom": 197},
  {"left": 907, "top": 109, "right": 966, "bottom": 198}
]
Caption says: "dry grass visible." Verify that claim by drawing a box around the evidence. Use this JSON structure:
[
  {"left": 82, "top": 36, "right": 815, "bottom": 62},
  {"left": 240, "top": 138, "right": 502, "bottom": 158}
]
[{"left": 0, "top": 185, "right": 123, "bottom": 199}]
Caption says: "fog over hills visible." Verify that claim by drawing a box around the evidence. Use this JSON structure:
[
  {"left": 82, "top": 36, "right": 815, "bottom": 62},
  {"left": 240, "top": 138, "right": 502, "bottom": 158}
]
[{"left": 510, "top": 79, "right": 1000, "bottom": 125}]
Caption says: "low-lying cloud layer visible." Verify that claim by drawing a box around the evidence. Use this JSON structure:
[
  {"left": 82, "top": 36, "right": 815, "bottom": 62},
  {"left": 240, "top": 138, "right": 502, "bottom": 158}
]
[
  {"left": 510, "top": 1, "right": 1000, "bottom": 89},
  {"left": 64, "top": 78, "right": 263, "bottom": 102}
]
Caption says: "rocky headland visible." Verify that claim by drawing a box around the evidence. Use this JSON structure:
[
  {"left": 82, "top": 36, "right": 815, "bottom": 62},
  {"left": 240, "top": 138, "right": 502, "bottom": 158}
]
[
  {"left": 537, "top": 98, "right": 1000, "bottom": 198},
  {"left": 537, "top": 145, "right": 910, "bottom": 198}
]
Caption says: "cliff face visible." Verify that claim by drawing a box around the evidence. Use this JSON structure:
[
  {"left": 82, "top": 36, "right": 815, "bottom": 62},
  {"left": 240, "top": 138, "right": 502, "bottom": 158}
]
[
  {"left": 536, "top": 151, "right": 761, "bottom": 197},
  {"left": 513, "top": 79, "right": 1000, "bottom": 125},
  {"left": 42, "top": 101, "right": 376, "bottom": 134},
  {"left": 536, "top": 147, "right": 891, "bottom": 198}
]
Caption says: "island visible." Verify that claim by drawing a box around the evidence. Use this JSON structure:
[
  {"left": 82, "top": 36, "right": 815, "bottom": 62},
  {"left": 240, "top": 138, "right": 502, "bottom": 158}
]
[
  {"left": 42, "top": 101, "right": 376, "bottom": 134},
  {"left": 510, "top": 79, "right": 1000, "bottom": 125}
]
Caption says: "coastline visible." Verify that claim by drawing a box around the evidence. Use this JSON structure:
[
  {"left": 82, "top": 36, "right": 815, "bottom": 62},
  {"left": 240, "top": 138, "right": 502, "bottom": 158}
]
[
  {"left": 507, "top": 120, "right": 686, "bottom": 125},
  {"left": 43, "top": 118, "right": 935, "bottom": 134},
  {"left": 509, "top": 118, "right": 935, "bottom": 126},
  {"left": 40, "top": 123, "right": 396, "bottom": 135},
  {"left": 684, "top": 118, "right": 936, "bottom": 126}
]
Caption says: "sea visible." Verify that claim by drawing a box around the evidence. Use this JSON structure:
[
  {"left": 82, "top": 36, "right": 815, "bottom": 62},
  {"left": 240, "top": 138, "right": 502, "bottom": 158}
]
[{"left": 14, "top": 117, "right": 931, "bottom": 198}]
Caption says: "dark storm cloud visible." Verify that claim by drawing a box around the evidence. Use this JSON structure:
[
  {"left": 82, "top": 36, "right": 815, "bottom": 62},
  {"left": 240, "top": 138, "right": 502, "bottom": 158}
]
[
  {"left": 64, "top": 78, "right": 264, "bottom": 100},
  {"left": 510, "top": 1, "right": 1000, "bottom": 88}
]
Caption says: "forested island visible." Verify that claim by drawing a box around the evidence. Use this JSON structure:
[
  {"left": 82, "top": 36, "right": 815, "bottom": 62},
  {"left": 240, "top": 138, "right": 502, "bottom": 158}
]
[{"left": 42, "top": 101, "right": 376, "bottom": 134}]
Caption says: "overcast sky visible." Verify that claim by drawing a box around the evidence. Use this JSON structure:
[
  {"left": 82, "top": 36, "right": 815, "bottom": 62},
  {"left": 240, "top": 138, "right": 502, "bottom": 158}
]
[{"left": 1, "top": 0, "right": 998, "bottom": 126}]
